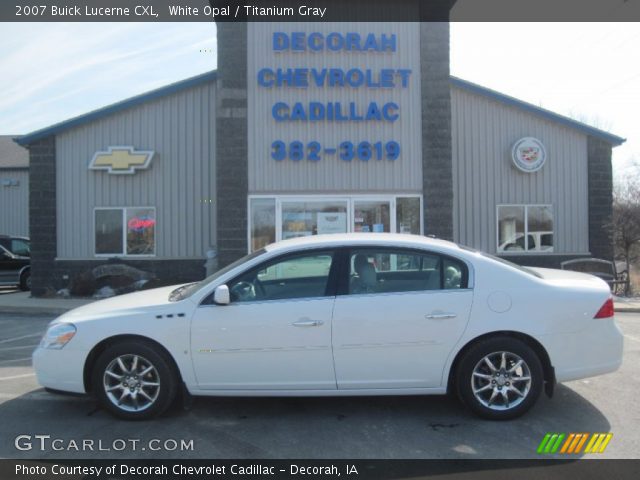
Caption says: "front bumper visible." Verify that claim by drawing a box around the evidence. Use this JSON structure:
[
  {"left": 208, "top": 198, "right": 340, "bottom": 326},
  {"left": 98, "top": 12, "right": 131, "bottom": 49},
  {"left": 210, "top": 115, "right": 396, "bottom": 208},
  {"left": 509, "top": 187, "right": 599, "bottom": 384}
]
[{"left": 32, "top": 347, "right": 87, "bottom": 394}]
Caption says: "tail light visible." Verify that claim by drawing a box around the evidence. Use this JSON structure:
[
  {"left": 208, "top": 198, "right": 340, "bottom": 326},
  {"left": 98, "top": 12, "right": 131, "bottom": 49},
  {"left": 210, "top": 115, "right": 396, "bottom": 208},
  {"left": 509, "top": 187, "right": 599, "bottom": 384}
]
[{"left": 594, "top": 297, "right": 614, "bottom": 319}]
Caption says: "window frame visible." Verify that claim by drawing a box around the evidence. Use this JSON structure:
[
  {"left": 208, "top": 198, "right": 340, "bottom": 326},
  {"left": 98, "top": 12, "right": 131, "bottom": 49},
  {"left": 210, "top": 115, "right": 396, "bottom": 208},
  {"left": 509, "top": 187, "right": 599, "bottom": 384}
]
[
  {"left": 247, "top": 194, "right": 424, "bottom": 253},
  {"left": 496, "top": 204, "right": 554, "bottom": 254},
  {"left": 93, "top": 206, "right": 157, "bottom": 258},
  {"left": 337, "top": 246, "right": 470, "bottom": 296}
]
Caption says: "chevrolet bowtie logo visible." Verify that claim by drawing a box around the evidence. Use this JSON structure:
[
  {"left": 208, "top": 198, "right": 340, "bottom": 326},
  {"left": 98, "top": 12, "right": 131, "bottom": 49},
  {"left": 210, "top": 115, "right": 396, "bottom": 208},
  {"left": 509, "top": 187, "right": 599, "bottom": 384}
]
[{"left": 89, "top": 146, "right": 155, "bottom": 174}]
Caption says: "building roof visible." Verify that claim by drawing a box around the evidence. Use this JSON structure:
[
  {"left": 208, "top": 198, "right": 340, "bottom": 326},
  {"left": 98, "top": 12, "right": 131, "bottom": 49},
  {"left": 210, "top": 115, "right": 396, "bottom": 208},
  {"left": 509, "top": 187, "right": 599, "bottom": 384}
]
[
  {"left": 451, "top": 76, "right": 626, "bottom": 146},
  {"left": 14, "top": 69, "right": 625, "bottom": 147},
  {"left": 0, "top": 136, "right": 29, "bottom": 168}
]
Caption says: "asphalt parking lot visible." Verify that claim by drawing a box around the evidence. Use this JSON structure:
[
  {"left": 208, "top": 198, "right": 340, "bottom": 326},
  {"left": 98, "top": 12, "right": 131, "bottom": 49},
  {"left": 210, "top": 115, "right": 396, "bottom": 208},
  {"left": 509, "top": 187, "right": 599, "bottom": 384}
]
[{"left": 0, "top": 311, "right": 638, "bottom": 460}]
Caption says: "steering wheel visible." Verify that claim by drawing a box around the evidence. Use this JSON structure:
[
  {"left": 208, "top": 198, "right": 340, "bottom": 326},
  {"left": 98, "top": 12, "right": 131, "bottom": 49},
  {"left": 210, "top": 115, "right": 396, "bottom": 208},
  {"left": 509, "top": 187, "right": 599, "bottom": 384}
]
[
  {"left": 254, "top": 277, "right": 267, "bottom": 297},
  {"left": 230, "top": 281, "right": 256, "bottom": 301}
]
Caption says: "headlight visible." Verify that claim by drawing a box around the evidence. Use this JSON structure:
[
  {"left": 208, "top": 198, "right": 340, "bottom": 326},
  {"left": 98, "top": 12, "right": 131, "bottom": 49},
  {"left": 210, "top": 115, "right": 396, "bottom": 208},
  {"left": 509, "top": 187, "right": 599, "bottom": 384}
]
[{"left": 40, "top": 323, "right": 77, "bottom": 349}]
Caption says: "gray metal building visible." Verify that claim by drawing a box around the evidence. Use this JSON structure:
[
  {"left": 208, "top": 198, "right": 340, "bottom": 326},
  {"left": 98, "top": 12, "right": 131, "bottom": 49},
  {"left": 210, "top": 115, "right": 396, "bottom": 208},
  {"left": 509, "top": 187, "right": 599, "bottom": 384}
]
[
  {"left": 16, "top": 22, "right": 625, "bottom": 297},
  {"left": 0, "top": 136, "right": 29, "bottom": 237}
]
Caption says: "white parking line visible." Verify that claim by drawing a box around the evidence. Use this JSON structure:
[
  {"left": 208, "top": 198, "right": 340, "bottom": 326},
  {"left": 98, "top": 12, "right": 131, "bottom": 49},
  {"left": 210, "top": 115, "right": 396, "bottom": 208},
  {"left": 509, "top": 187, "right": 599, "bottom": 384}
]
[
  {"left": 0, "top": 357, "right": 32, "bottom": 365},
  {"left": 0, "top": 373, "right": 35, "bottom": 381},
  {"left": 624, "top": 334, "right": 640, "bottom": 343},
  {"left": 0, "top": 344, "right": 38, "bottom": 352},
  {"left": 0, "top": 333, "right": 41, "bottom": 345}
]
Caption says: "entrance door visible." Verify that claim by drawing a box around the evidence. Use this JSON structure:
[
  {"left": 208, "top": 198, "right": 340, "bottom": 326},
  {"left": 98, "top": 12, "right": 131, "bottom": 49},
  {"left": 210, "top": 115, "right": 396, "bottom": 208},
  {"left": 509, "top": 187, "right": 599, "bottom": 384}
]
[
  {"left": 191, "top": 250, "right": 338, "bottom": 390},
  {"left": 353, "top": 200, "right": 391, "bottom": 233}
]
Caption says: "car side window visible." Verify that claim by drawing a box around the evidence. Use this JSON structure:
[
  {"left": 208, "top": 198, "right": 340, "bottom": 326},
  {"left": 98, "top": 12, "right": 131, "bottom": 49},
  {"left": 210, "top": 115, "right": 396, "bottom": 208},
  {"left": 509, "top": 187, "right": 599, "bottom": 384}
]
[
  {"left": 10, "top": 239, "right": 30, "bottom": 257},
  {"left": 228, "top": 251, "right": 335, "bottom": 303},
  {"left": 348, "top": 249, "right": 468, "bottom": 295}
]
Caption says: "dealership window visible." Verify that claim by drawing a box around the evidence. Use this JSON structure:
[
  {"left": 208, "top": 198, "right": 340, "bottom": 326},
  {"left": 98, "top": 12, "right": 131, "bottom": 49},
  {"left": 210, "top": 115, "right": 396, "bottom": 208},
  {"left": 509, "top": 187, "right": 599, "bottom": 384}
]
[
  {"left": 282, "top": 200, "right": 348, "bottom": 239},
  {"left": 250, "top": 198, "right": 276, "bottom": 251},
  {"left": 497, "top": 205, "right": 553, "bottom": 253},
  {"left": 248, "top": 195, "right": 423, "bottom": 252},
  {"left": 396, "top": 197, "right": 421, "bottom": 234},
  {"left": 95, "top": 207, "right": 156, "bottom": 256}
]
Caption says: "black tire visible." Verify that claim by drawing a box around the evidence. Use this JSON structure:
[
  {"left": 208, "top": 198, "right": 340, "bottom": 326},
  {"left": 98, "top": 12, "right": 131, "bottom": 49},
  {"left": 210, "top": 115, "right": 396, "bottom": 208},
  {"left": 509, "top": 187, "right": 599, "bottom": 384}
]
[
  {"left": 19, "top": 269, "right": 31, "bottom": 291},
  {"left": 456, "top": 337, "right": 543, "bottom": 420},
  {"left": 92, "top": 340, "right": 178, "bottom": 420}
]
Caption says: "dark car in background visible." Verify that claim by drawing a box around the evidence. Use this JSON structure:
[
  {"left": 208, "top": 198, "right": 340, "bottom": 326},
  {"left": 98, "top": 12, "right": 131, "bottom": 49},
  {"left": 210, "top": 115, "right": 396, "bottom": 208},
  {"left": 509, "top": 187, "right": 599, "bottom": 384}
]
[{"left": 0, "top": 235, "right": 30, "bottom": 290}]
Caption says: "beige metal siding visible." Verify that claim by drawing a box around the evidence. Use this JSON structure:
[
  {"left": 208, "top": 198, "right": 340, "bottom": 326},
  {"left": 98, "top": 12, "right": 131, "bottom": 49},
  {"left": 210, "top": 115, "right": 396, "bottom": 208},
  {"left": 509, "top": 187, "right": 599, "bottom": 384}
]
[
  {"left": 56, "top": 82, "right": 216, "bottom": 259},
  {"left": 451, "top": 86, "right": 589, "bottom": 254},
  {"left": 248, "top": 23, "right": 422, "bottom": 193},
  {"left": 0, "top": 169, "right": 29, "bottom": 236}
]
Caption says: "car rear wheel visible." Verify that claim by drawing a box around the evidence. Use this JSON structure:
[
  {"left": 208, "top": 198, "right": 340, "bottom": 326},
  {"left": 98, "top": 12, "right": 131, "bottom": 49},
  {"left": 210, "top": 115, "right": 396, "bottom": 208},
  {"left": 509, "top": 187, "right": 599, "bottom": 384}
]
[
  {"left": 92, "top": 341, "right": 177, "bottom": 420},
  {"left": 456, "top": 337, "right": 543, "bottom": 420},
  {"left": 19, "top": 270, "right": 30, "bottom": 291}
]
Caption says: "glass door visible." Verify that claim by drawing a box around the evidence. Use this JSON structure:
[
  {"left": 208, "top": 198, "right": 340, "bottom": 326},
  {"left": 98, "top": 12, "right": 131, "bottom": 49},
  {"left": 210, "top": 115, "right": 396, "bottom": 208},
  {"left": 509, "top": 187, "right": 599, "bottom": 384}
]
[
  {"left": 353, "top": 200, "right": 391, "bottom": 233},
  {"left": 249, "top": 195, "right": 423, "bottom": 253},
  {"left": 281, "top": 200, "right": 348, "bottom": 240}
]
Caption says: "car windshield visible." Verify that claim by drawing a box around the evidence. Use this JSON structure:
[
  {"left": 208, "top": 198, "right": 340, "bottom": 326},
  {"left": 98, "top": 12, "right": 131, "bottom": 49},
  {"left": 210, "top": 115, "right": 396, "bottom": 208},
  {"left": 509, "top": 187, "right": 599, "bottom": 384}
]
[
  {"left": 458, "top": 245, "right": 542, "bottom": 278},
  {"left": 168, "top": 249, "right": 267, "bottom": 301}
]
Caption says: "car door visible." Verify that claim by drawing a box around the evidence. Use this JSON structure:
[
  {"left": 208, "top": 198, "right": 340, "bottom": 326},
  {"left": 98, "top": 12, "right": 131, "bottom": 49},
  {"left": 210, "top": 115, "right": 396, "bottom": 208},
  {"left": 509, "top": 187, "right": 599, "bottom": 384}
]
[
  {"left": 0, "top": 246, "right": 20, "bottom": 284},
  {"left": 190, "top": 249, "right": 339, "bottom": 390},
  {"left": 332, "top": 247, "right": 474, "bottom": 389}
]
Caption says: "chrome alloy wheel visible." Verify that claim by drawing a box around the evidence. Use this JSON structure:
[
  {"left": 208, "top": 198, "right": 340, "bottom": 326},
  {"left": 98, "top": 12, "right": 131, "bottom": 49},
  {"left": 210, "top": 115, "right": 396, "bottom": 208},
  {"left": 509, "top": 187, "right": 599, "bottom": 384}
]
[
  {"left": 103, "top": 354, "right": 160, "bottom": 412},
  {"left": 471, "top": 351, "right": 532, "bottom": 411}
]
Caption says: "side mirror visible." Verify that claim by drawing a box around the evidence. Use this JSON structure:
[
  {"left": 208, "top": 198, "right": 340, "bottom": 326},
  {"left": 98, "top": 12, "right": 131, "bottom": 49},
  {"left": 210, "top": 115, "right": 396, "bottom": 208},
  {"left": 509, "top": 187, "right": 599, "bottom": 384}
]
[
  {"left": 213, "top": 285, "right": 230, "bottom": 305},
  {"left": 0, "top": 251, "right": 11, "bottom": 260}
]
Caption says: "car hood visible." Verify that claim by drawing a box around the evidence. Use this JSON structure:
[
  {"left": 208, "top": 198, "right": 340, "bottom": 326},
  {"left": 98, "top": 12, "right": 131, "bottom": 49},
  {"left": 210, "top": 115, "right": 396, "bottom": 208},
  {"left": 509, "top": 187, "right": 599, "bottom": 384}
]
[{"left": 57, "top": 285, "right": 189, "bottom": 323}]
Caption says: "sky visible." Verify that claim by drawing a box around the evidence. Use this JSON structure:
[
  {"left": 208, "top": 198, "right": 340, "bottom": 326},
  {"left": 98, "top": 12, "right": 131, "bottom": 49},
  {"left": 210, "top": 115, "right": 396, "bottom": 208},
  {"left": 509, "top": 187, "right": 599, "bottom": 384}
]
[{"left": 0, "top": 22, "right": 638, "bottom": 181}]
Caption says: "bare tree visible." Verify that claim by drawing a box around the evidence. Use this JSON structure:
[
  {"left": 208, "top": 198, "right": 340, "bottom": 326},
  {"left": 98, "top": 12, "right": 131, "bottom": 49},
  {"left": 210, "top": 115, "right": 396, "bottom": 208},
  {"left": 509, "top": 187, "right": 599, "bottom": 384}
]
[{"left": 611, "top": 177, "right": 640, "bottom": 295}]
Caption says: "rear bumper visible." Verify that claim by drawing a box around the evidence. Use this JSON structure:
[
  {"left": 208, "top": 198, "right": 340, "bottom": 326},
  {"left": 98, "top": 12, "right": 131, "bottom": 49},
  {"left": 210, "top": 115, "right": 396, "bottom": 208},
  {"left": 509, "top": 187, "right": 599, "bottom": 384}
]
[{"left": 537, "top": 319, "right": 624, "bottom": 383}]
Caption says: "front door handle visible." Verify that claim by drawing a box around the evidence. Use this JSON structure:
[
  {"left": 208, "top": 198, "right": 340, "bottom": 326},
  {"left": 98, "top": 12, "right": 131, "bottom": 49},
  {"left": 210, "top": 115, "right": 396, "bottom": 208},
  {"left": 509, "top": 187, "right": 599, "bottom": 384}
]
[
  {"left": 425, "top": 312, "right": 457, "bottom": 320},
  {"left": 292, "top": 318, "right": 324, "bottom": 327}
]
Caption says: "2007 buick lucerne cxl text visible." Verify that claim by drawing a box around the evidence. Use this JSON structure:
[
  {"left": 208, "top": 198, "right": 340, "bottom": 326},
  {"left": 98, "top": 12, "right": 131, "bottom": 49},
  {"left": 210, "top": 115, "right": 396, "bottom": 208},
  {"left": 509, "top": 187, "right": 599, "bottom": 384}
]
[{"left": 33, "top": 234, "right": 623, "bottom": 420}]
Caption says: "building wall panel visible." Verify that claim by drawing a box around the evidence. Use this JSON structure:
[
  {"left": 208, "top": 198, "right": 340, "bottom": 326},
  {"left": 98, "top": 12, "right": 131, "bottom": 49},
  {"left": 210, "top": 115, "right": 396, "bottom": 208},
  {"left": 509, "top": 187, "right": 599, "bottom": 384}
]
[
  {"left": 0, "top": 169, "right": 29, "bottom": 236},
  {"left": 451, "top": 86, "right": 589, "bottom": 255},
  {"left": 248, "top": 22, "right": 423, "bottom": 194},
  {"left": 56, "top": 81, "right": 216, "bottom": 260}
]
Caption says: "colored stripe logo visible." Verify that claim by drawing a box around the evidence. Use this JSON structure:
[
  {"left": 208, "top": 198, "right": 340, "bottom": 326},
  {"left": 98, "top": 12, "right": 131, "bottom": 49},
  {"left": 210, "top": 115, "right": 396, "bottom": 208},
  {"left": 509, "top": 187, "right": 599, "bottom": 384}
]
[{"left": 537, "top": 433, "right": 612, "bottom": 454}]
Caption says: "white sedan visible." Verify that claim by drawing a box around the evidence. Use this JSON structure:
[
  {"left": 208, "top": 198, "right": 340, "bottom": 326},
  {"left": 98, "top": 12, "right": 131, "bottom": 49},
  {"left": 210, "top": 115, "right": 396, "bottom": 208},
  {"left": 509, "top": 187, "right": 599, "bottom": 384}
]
[{"left": 33, "top": 234, "right": 623, "bottom": 420}]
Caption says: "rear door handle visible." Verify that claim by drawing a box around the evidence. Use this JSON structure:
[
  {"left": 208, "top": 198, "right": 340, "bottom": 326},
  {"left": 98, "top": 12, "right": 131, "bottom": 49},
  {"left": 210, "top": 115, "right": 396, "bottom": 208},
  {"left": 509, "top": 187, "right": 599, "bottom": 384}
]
[
  {"left": 425, "top": 312, "right": 457, "bottom": 320},
  {"left": 292, "top": 319, "right": 324, "bottom": 327}
]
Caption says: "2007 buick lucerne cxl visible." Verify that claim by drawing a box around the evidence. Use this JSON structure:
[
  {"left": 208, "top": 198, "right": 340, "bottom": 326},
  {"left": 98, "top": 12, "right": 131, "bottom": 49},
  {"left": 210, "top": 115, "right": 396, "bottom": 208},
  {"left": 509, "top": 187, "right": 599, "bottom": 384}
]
[{"left": 33, "top": 234, "right": 623, "bottom": 420}]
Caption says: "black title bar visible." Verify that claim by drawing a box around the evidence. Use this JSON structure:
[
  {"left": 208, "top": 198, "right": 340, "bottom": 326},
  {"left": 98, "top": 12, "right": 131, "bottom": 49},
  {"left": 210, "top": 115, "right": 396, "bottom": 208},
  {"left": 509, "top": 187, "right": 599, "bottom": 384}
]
[
  {"left": 2, "top": 460, "right": 640, "bottom": 480},
  {"left": 1, "top": 0, "right": 640, "bottom": 22}
]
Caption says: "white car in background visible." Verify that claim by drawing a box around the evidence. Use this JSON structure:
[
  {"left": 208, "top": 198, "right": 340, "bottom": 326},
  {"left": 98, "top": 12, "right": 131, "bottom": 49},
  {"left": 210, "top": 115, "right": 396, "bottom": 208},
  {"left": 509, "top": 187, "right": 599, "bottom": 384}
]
[
  {"left": 499, "top": 231, "right": 554, "bottom": 253},
  {"left": 33, "top": 233, "right": 623, "bottom": 420}
]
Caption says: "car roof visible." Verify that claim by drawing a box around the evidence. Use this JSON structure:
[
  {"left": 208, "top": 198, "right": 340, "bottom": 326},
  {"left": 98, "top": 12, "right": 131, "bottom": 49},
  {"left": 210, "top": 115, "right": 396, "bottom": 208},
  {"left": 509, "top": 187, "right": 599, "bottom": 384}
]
[{"left": 263, "top": 233, "right": 462, "bottom": 254}]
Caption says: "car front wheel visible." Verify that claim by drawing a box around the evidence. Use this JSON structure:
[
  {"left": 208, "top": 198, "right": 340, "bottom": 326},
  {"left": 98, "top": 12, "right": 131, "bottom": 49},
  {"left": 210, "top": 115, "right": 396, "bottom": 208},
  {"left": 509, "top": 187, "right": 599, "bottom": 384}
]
[
  {"left": 92, "top": 341, "right": 178, "bottom": 420},
  {"left": 456, "top": 337, "right": 543, "bottom": 420}
]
